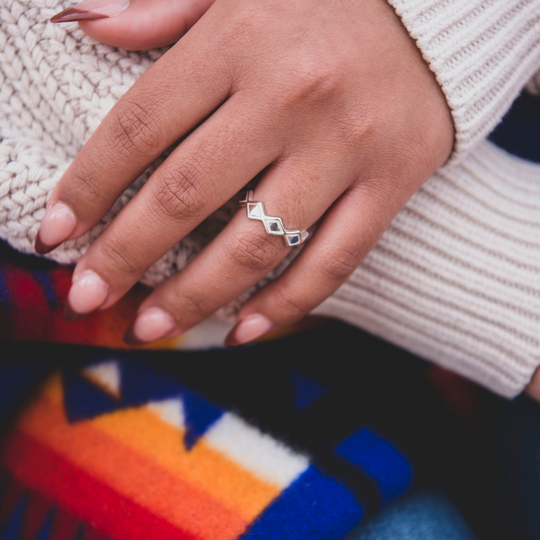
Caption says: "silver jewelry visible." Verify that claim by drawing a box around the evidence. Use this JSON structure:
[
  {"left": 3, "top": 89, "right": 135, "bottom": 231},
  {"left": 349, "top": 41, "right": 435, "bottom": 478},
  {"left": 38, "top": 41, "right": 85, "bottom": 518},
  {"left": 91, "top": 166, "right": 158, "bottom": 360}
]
[{"left": 239, "top": 190, "right": 309, "bottom": 247}]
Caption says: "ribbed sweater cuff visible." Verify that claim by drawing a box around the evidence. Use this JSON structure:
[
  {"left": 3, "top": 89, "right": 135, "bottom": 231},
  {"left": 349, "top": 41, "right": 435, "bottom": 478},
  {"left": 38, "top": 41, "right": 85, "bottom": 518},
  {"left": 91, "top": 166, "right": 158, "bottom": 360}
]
[
  {"left": 316, "top": 141, "right": 540, "bottom": 398},
  {"left": 387, "top": 0, "right": 540, "bottom": 161}
]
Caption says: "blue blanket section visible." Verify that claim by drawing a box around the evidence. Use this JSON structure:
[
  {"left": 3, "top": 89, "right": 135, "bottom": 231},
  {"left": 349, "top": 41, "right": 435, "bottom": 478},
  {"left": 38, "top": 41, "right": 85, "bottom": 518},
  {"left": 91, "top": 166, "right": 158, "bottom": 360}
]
[
  {"left": 240, "top": 465, "right": 364, "bottom": 540},
  {"left": 289, "top": 368, "right": 329, "bottom": 411},
  {"left": 0, "top": 486, "right": 57, "bottom": 540},
  {"left": 0, "top": 492, "right": 27, "bottom": 540},
  {"left": 336, "top": 428, "right": 413, "bottom": 506},
  {"left": 0, "top": 359, "right": 56, "bottom": 421}
]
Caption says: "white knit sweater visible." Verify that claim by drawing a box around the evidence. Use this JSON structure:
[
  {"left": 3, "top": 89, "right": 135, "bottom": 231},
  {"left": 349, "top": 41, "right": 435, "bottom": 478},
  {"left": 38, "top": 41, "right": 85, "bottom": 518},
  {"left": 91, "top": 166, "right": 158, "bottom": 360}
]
[{"left": 1, "top": 0, "right": 539, "bottom": 397}]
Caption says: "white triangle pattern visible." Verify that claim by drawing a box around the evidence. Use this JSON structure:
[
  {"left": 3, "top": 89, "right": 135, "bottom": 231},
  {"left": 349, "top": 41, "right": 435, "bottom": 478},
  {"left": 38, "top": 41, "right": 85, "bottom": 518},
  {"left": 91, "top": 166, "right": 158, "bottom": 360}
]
[
  {"left": 82, "top": 361, "right": 121, "bottom": 397},
  {"left": 147, "top": 398, "right": 185, "bottom": 429}
]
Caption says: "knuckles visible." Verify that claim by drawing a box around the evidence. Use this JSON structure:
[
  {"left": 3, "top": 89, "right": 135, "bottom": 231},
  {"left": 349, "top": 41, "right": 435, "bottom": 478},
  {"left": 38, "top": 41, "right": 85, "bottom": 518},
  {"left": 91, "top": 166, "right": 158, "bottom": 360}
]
[
  {"left": 110, "top": 97, "right": 163, "bottom": 156},
  {"left": 169, "top": 286, "right": 210, "bottom": 320},
  {"left": 150, "top": 163, "right": 208, "bottom": 222},
  {"left": 319, "top": 246, "right": 360, "bottom": 282},
  {"left": 254, "top": 57, "right": 349, "bottom": 115},
  {"left": 222, "top": 9, "right": 351, "bottom": 112},
  {"left": 97, "top": 234, "right": 140, "bottom": 277},
  {"left": 226, "top": 228, "right": 283, "bottom": 274},
  {"left": 69, "top": 167, "right": 110, "bottom": 207},
  {"left": 271, "top": 285, "right": 309, "bottom": 320},
  {"left": 287, "top": 60, "right": 346, "bottom": 104}
]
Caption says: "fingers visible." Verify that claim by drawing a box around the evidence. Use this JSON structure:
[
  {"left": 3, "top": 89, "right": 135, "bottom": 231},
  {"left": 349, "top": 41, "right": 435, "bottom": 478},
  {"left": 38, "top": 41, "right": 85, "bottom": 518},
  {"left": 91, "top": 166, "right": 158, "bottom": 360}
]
[
  {"left": 123, "top": 156, "right": 351, "bottom": 344},
  {"left": 124, "top": 211, "right": 287, "bottom": 344},
  {"left": 44, "top": 0, "right": 456, "bottom": 343},
  {"left": 64, "top": 96, "right": 284, "bottom": 317},
  {"left": 225, "top": 180, "right": 401, "bottom": 346},
  {"left": 36, "top": 27, "right": 232, "bottom": 254},
  {"left": 51, "top": 0, "right": 215, "bottom": 50}
]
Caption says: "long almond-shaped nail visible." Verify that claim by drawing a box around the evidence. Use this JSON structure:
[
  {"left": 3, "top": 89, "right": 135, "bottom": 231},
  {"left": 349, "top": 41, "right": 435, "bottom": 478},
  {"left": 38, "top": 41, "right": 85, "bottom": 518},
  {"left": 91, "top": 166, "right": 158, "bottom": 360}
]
[
  {"left": 66, "top": 270, "right": 109, "bottom": 316},
  {"left": 225, "top": 313, "right": 274, "bottom": 347},
  {"left": 35, "top": 202, "right": 76, "bottom": 255},
  {"left": 124, "top": 307, "right": 177, "bottom": 345},
  {"left": 50, "top": 0, "right": 129, "bottom": 23}
]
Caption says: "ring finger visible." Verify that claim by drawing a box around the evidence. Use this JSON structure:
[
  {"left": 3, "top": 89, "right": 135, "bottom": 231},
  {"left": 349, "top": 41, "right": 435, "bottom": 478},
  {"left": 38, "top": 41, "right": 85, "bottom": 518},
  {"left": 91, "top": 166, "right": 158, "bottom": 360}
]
[{"left": 124, "top": 152, "right": 354, "bottom": 344}]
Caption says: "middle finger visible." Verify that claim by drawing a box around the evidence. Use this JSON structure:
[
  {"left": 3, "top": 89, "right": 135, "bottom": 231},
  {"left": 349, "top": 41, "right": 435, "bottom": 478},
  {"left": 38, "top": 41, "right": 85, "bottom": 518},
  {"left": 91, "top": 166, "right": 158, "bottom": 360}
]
[{"left": 66, "top": 94, "right": 283, "bottom": 316}]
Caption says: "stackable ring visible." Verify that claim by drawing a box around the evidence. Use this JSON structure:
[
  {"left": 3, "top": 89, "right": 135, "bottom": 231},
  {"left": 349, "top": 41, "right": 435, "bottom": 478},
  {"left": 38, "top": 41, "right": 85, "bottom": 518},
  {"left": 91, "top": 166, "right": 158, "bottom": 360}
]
[{"left": 239, "top": 190, "right": 309, "bottom": 247}]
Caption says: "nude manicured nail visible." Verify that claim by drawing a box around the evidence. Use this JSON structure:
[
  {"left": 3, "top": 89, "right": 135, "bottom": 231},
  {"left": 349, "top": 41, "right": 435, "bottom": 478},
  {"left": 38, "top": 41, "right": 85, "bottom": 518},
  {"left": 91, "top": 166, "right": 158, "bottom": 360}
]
[
  {"left": 225, "top": 314, "right": 274, "bottom": 347},
  {"left": 66, "top": 270, "right": 109, "bottom": 316},
  {"left": 124, "top": 307, "right": 177, "bottom": 345},
  {"left": 50, "top": 0, "right": 129, "bottom": 23},
  {"left": 35, "top": 202, "right": 76, "bottom": 254}
]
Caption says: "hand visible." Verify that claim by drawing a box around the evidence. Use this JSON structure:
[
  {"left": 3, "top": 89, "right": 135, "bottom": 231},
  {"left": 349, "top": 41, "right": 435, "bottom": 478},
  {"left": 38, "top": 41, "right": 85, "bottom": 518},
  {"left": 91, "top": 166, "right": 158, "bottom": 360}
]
[
  {"left": 526, "top": 367, "right": 540, "bottom": 403},
  {"left": 39, "top": 0, "right": 454, "bottom": 346}
]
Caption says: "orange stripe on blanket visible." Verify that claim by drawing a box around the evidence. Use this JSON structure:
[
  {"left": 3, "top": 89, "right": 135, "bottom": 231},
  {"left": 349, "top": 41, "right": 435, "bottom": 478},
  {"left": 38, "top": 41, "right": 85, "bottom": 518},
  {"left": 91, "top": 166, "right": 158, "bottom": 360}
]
[
  {"left": 13, "top": 397, "right": 249, "bottom": 540},
  {"left": 25, "top": 376, "right": 280, "bottom": 521},
  {"left": 2, "top": 431, "right": 199, "bottom": 540}
]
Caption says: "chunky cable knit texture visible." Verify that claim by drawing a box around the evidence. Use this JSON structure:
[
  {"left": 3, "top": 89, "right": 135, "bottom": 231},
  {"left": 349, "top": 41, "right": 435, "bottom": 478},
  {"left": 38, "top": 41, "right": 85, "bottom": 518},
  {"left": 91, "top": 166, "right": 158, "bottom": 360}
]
[{"left": 1, "top": 0, "right": 539, "bottom": 396}]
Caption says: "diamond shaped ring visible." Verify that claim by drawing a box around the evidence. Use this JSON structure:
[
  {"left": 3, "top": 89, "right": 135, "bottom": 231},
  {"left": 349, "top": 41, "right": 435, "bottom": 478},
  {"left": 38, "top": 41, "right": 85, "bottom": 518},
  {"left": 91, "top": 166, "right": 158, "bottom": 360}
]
[{"left": 239, "top": 190, "right": 309, "bottom": 247}]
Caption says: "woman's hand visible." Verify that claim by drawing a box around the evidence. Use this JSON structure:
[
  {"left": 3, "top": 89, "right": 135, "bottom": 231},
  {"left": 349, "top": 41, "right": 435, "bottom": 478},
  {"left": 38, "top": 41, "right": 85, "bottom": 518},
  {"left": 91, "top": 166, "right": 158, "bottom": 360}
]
[{"left": 39, "top": 0, "right": 453, "bottom": 346}]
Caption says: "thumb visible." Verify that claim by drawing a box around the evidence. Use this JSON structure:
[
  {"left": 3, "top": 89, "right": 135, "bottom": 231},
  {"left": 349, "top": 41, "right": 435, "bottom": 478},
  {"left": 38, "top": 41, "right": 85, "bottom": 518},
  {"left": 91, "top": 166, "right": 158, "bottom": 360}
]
[{"left": 51, "top": 0, "right": 216, "bottom": 50}]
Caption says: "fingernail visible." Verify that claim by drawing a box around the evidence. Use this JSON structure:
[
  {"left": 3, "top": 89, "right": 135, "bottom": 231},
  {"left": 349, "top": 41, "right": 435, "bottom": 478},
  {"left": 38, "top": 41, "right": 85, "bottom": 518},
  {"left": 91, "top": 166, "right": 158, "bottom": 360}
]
[
  {"left": 124, "top": 307, "right": 177, "bottom": 345},
  {"left": 35, "top": 202, "right": 76, "bottom": 255},
  {"left": 225, "top": 313, "right": 274, "bottom": 347},
  {"left": 50, "top": 0, "right": 129, "bottom": 23},
  {"left": 66, "top": 270, "right": 109, "bottom": 316}
]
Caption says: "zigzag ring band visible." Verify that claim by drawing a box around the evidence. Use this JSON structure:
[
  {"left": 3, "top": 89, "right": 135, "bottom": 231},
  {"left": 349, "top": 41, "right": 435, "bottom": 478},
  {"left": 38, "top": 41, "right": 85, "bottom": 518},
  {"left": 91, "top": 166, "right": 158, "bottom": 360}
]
[{"left": 239, "top": 190, "right": 309, "bottom": 247}]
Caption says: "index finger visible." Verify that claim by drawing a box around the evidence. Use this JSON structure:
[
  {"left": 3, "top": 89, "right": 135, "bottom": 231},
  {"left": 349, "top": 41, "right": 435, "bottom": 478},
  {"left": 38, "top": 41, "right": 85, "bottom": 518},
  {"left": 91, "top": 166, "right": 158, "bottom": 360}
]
[{"left": 35, "top": 18, "right": 232, "bottom": 253}]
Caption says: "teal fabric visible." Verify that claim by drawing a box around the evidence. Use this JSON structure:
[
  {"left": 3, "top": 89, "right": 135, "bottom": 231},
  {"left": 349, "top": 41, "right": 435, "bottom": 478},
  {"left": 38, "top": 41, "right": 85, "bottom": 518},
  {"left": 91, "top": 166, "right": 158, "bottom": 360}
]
[{"left": 347, "top": 492, "right": 477, "bottom": 540}]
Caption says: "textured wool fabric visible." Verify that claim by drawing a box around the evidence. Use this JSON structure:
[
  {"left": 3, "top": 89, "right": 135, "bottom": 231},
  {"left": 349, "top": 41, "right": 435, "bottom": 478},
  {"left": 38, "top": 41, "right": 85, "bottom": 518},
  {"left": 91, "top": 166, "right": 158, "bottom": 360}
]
[
  {"left": 0, "top": 0, "right": 297, "bottom": 317},
  {"left": 386, "top": 0, "right": 540, "bottom": 160},
  {"left": 0, "top": 330, "right": 506, "bottom": 540},
  {"left": 1, "top": 0, "right": 540, "bottom": 397},
  {"left": 0, "top": 354, "right": 377, "bottom": 540},
  {"left": 347, "top": 492, "right": 478, "bottom": 540},
  {"left": 314, "top": 141, "right": 540, "bottom": 398}
]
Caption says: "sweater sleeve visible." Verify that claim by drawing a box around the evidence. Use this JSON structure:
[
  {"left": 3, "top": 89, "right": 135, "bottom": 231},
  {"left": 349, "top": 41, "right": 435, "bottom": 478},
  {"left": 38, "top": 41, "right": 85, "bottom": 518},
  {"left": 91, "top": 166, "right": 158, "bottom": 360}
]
[
  {"left": 315, "top": 140, "right": 540, "bottom": 399},
  {"left": 386, "top": 0, "right": 540, "bottom": 161}
]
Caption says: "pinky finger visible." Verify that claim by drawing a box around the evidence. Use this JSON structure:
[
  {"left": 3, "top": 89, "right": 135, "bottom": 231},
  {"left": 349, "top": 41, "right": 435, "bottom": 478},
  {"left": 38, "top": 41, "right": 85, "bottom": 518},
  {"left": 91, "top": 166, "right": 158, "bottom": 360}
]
[{"left": 225, "top": 183, "right": 396, "bottom": 346}]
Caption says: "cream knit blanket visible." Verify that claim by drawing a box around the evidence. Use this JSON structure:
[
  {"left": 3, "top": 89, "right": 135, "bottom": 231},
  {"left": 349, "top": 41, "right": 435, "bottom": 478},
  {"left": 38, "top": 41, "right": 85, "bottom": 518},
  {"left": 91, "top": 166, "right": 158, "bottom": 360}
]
[{"left": 1, "top": 0, "right": 540, "bottom": 396}]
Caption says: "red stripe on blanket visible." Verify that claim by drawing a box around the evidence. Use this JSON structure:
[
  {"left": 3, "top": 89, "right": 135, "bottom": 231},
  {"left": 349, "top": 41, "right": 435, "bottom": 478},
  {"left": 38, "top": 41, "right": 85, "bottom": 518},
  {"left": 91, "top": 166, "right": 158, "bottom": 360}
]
[{"left": 2, "top": 431, "right": 202, "bottom": 540}]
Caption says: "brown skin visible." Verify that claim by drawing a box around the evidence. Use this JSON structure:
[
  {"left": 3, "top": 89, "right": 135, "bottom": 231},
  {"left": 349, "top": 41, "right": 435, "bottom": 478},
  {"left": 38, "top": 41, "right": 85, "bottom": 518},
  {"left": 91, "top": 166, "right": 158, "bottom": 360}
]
[
  {"left": 77, "top": 0, "right": 216, "bottom": 51},
  {"left": 43, "top": 0, "right": 454, "bottom": 343},
  {"left": 526, "top": 368, "right": 540, "bottom": 402}
]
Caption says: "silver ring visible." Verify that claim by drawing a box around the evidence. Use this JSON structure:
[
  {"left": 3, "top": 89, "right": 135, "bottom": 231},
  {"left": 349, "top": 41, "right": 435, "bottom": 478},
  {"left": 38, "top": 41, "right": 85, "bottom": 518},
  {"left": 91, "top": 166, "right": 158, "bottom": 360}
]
[{"left": 239, "top": 190, "right": 309, "bottom": 247}]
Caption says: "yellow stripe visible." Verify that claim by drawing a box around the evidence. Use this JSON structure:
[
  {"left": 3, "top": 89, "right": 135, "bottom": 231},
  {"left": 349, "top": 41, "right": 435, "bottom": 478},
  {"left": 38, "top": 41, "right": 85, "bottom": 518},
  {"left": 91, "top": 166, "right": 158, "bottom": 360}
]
[{"left": 37, "top": 375, "right": 279, "bottom": 520}]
